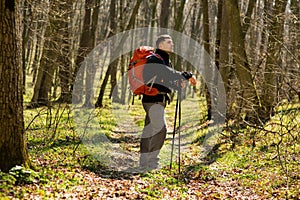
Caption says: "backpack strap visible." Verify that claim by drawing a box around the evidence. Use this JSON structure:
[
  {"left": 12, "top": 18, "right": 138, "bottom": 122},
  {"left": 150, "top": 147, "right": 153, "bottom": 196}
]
[
  {"left": 146, "top": 53, "right": 165, "bottom": 65},
  {"left": 153, "top": 53, "right": 163, "bottom": 61}
]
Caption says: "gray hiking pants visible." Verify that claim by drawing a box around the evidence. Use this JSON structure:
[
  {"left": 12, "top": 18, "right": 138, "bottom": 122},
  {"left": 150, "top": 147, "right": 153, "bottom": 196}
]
[{"left": 140, "top": 102, "right": 167, "bottom": 169}]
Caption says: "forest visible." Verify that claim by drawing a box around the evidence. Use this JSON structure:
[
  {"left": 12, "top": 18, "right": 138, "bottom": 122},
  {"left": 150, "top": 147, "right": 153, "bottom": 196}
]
[{"left": 0, "top": 0, "right": 299, "bottom": 199}]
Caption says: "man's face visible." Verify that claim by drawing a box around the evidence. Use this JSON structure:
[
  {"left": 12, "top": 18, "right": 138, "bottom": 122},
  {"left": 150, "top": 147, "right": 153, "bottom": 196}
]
[{"left": 158, "top": 38, "right": 174, "bottom": 53}]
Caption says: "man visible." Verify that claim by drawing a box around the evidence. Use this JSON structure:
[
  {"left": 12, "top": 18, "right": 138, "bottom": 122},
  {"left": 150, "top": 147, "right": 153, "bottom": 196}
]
[{"left": 139, "top": 34, "right": 196, "bottom": 171}]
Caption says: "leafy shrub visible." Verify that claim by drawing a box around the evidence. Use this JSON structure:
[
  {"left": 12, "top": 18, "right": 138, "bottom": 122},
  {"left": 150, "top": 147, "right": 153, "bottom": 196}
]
[{"left": 7, "top": 165, "right": 40, "bottom": 185}]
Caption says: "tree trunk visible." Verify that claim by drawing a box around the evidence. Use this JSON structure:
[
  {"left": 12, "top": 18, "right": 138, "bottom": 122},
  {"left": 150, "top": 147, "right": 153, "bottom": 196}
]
[
  {"left": 22, "top": 0, "right": 31, "bottom": 91},
  {"left": 120, "top": 55, "right": 127, "bottom": 104},
  {"left": 160, "top": 0, "right": 171, "bottom": 29},
  {"left": 218, "top": 0, "right": 233, "bottom": 120},
  {"left": 95, "top": 0, "right": 143, "bottom": 108},
  {"left": 56, "top": 0, "right": 73, "bottom": 103},
  {"left": 31, "top": 15, "right": 48, "bottom": 87},
  {"left": 83, "top": 0, "right": 100, "bottom": 107},
  {"left": 260, "top": 0, "right": 287, "bottom": 122},
  {"left": 30, "top": 0, "right": 69, "bottom": 107},
  {"left": 95, "top": 59, "right": 116, "bottom": 108},
  {"left": 0, "top": 0, "right": 29, "bottom": 172},
  {"left": 172, "top": 0, "right": 186, "bottom": 71},
  {"left": 72, "top": 0, "right": 93, "bottom": 104},
  {"left": 225, "top": 0, "right": 261, "bottom": 124},
  {"left": 242, "top": 0, "right": 257, "bottom": 36},
  {"left": 37, "top": 47, "right": 56, "bottom": 106},
  {"left": 108, "top": 0, "right": 118, "bottom": 100},
  {"left": 290, "top": 0, "right": 300, "bottom": 101},
  {"left": 219, "top": 0, "right": 230, "bottom": 93},
  {"left": 151, "top": 0, "right": 158, "bottom": 29},
  {"left": 215, "top": 0, "right": 222, "bottom": 71},
  {"left": 201, "top": 0, "right": 212, "bottom": 120}
]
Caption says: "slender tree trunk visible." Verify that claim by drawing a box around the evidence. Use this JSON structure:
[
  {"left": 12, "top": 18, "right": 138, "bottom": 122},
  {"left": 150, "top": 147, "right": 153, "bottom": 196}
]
[
  {"left": 215, "top": 0, "right": 222, "bottom": 71},
  {"left": 216, "top": 0, "right": 235, "bottom": 121},
  {"left": 57, "top": 0, "right": 73, "bottom": 103},
  {"left": 190, "top": 1, "right": 199, "bottom": 40},
  {"left": 160, "top": 0, "right": 171, "bottom": 29},
  {"left": 201, "top": 0, "right": 212, "bottom": 120},
  {"left": 0, "top": 0, "right": 29, "bottom": 172},
  {"left": 72, "top": 0, "right": 93, "bottom": 104},
  {"left": 37, "top": 42, "right": 56, "bottom": 106},
  {"left": 260, "top": 0, "right": 287, "bottom": 122},
  {"left": 31, "top": 13, "right": 48, "bottom": 87},
  {"left": 30, "top": 0, "right": 69, "bottom": 107},
  {"left": 83, "top": 0, "right": 100, "bottom": 107},
  {"left": 242, "top": 0, "right": 257, "bottom": 36},
  {"left": 22, "top": 0, "right": 31, "bottom": 91},
  {"left": 219, "top": 0, "right": 230, "bottom": 94},
  {"left": 148, "top": 0, "right": 158, "bottom": 44},
  {"left": 120, "top": 55, "right": 127, "bottom": 104},
  {"left": 173, "top": 0, "right": 186, "bottom": 70},
  {"left": 95, "top": 59, "right": 116, "bottom": 108},
  {"left": 95, "top": 0, "right": 143, "bottom": 108},
  {"left": 290, "top": 0, "right": 300, "bottom": 101},
  {"left": 109, "top": 0, "right": 118, "bottom": 100},
  {"left": 225, "top": 0, "right": 261, "bottom": 124}
]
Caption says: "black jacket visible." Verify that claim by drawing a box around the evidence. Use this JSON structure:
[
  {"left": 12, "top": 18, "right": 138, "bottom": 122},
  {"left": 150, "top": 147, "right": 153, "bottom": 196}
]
[{"left": 142, "top": 48, "right": 184, "bottom": 103}]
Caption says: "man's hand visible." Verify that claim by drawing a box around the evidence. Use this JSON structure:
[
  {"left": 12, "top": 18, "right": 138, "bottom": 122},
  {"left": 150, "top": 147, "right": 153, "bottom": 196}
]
[{"left": 189, "top": 76, "right": 197, "bottom": 86}]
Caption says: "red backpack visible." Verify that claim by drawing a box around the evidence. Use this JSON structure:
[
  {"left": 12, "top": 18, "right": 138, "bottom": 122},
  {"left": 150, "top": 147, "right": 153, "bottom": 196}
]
[{"left": 128, "top": 46, "right": 162, "bottom": 96}]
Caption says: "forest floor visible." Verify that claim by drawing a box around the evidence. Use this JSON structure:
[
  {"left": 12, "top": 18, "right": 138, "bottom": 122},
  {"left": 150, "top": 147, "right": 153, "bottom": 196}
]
[
  {"left": 2, "top": 160, "right": 265, "bottom": 199},
  {"left": 0, "top": 141, "right": 268, "bottom": 199},
  {"left": 1, "top": 96, "right": 300, "bottom": 199}
]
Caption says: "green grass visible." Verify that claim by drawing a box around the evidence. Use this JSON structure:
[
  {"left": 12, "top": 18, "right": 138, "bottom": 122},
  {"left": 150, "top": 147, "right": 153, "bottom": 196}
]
[
  {"left": 1, "top": 87, "right": 300, "bottom": 199},
  {"left": 205, "top": 107, "right": 300, "bottom": 199},
  {"left": 139, "top": 169, "right": 190, "bottom": 199}
]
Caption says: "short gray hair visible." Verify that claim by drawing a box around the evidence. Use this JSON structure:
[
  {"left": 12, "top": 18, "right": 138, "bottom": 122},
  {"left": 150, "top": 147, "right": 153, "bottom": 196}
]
[{"left": 156, "top": 34, "right": 172, "bottom": 48}]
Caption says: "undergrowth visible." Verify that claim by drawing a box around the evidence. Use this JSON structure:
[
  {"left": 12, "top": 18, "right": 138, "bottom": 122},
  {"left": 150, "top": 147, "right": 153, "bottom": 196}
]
[{"left": 0, "top": 94, "right": 299, "bottom": 199}]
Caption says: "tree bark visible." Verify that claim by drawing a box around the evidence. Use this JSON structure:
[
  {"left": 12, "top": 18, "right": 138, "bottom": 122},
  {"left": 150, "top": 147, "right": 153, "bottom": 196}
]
[
  {"left": 219, "top": 0, "right": 230, "bottom": 94},
  {"left": 72, "top": 0, "right": 93, "bottom": 104},
  {"left": 0, "top": 0, "right": 29, "bottom": 172},
  {"left": 260, "top": 0, "right": 287, "bottom": 122},
  {"left": 201, "top": 0, "right": 212, "bottom": 120},
  {"left": 83, "top": 0, "right": 100, "bottom": 107},
  {"left": 30, "top": 0, "right": 70, "bottom": 107},
  {"left": 56, "top": 0, "right": 73, "bottom": 103},
  {"left": 160, "top": 0, "right": 171, "bottom": 29},
  {"left": 224, "top": 0, "right": 261, "bottom": 124},
  {"left": 172, "top": 0, "right": 186, "bottom": 71},
  {"left": 151, "top": 0, "right": 158, "bottom": 29},
  {"left": 108, "top": 0, "right": 118, "bottom": 100},
  {"left": 290, "top": 0, "right": 300, "bottom": 101},
  {"left": 242, "top": 0, "right": 257, "bottom": 36}
]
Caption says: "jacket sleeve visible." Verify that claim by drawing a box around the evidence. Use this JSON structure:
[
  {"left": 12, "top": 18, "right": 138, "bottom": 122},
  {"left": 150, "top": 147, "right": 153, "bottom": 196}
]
[{"left": 144, "top": 55, "right": 184, "bottom": 91}]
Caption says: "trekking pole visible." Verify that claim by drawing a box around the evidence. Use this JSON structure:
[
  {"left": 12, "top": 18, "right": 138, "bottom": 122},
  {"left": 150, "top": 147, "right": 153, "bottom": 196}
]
[
  {"left": 170, "top": 93, "right": 179, "bottom": 170},
  {"left": 178, "top": 89, "right": 181, "bottom": 174}
]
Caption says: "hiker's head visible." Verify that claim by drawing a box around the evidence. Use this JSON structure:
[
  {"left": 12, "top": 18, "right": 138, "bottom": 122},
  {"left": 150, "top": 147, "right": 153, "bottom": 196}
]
[{"left": 156, "top": 34, "right": 174, "bottom": 53}]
